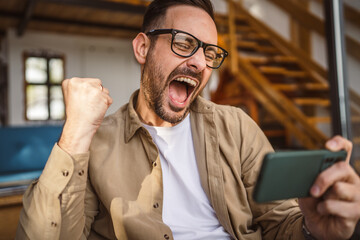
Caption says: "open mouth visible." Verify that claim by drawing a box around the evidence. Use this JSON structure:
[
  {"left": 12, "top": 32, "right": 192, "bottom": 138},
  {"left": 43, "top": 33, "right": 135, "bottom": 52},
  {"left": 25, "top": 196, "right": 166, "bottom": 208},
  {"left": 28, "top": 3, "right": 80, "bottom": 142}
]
[{"left": 169, "top": 77, "right": 197, "bottom": 105}]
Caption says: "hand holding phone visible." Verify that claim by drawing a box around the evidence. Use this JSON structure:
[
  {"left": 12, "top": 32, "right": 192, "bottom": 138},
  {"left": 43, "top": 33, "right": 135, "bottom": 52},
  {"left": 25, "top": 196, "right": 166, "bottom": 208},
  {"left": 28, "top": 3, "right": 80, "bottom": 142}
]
[{"left": 253, "top": 150, "right": 347, "bottom": 203}]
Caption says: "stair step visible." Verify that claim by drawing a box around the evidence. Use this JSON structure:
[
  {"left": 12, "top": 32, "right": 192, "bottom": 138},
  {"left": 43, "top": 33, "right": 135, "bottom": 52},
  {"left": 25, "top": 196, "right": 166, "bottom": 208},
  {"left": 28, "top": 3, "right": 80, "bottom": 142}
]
[
  {"left": 272, "top": 83, "right": 329, "bottom": 91},
  {"left": 237, "top": 41, "right": 257, "bottom": 48},
  {"left": 236, "top": 26, "right": 253, "bottom": 33},
  {"left": 273, "top": 55, "right": 298, "bottom": 64},
  {"left": 244, "top": 55, "right": 298, "bottom": 65},
  {"left": 293, "top": 98, "right": 331, "bottom": 106},
  {"left": 244, "top": 56, "right": 269, "bottom": 64},
  {"left": 259, "top": 66, "right": 307, "bottom": 78},
  {"left": 308, "top": 116, "right": 331, "bottom": 124},
  {"left": 244, "top": 32, "right": 269, "bottom": 40},
  {"left": 264, "top": 129, "right": 286, "bottom": 137},
  {"left": 238, "top": 41, "right": 279, "bottom": 54}
]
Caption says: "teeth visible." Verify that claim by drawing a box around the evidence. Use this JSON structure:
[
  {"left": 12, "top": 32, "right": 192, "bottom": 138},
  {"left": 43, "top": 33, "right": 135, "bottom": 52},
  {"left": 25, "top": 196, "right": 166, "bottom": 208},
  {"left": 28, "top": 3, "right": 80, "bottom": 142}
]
[{"left": 175, "top": 77, "right": 197, "bottom": 87}]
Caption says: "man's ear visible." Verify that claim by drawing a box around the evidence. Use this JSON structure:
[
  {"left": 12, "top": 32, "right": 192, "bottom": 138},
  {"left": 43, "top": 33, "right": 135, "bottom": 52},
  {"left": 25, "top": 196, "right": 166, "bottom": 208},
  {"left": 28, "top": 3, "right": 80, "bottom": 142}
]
[{"left": 132, "top": 33, "right": 151, "bottom": 65}]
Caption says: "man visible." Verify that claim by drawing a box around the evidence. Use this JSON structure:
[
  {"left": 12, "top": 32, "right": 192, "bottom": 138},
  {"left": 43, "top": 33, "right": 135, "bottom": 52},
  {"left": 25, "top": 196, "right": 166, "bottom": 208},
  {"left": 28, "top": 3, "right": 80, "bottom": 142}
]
[{"left": 17, "top": 0, "right": 360, "bottom": 239}]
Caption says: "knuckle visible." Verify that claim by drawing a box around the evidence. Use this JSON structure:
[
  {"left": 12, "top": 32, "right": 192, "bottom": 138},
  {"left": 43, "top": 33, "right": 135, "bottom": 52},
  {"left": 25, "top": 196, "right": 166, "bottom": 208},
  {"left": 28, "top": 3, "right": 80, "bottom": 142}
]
[
  {"left": 61, "top": 79, "right": 67, "bottom": 88},
  {"left": 332, "top": 182, "right": 344, "bottom": 195}
]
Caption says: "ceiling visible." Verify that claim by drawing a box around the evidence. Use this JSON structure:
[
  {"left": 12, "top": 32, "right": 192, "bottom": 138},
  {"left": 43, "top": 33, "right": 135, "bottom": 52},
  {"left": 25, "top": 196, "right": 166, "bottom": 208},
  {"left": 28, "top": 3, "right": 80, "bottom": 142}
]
[{"left": 0, "top": 0, "right": 152, "bottom": 39}]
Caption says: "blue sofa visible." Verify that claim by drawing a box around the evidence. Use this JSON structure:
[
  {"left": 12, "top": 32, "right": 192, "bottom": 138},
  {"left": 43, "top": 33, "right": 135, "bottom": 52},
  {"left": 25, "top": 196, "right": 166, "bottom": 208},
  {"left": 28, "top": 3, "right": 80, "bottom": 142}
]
[{"left": 0, "top": 126, "right": 62, "bottom": 188}]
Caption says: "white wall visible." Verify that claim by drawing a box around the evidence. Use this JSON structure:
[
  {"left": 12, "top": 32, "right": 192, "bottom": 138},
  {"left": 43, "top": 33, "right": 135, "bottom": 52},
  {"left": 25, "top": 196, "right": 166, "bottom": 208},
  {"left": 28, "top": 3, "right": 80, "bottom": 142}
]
[{"left": 7, "top": 29, "right": 140, "bottom": 126}]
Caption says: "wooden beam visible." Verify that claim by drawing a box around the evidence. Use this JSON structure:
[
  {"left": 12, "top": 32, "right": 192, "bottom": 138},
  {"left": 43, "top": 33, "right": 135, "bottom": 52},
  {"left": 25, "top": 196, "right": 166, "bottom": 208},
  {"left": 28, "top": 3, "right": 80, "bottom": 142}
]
[
  {"left": 234, "top": 66, "right": 321, "bottom": 149},
  {"left": 0, "top": 10, "right": 140, "bottom": 33},
  {"left": 32, "top": 15, "right": 140, "bottom": 32},
  {"left": 238, "top": 55, "right": 328, "bottom": 144},
  {"left": 39, "top": 0, "right": 147, "bottom": 14},
  {"left": 17, "top": 0, "right": 38, "bottom": 37},
  {"left": 0, "top": 10, "right": 21, "bottom": 19}
]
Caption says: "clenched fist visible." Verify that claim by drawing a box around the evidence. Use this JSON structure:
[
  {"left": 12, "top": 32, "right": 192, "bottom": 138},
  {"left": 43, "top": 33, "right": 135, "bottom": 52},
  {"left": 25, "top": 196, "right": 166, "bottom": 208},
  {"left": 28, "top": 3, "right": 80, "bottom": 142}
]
[{"left": 58, "top": 78, "right": 113, "bottom": 155}]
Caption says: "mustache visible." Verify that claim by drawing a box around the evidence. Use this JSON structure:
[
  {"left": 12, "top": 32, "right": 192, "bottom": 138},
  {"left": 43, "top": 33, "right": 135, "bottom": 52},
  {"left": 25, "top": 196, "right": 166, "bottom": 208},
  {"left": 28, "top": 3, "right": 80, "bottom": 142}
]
[{"left": 167, "top": 67, "right": 202, "bottom": 83}]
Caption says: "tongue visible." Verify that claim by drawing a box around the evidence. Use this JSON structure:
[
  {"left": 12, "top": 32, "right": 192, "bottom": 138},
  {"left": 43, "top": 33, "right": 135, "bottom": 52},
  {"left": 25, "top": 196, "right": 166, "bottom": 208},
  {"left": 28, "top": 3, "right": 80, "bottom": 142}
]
[{"left": 169, "top": 81, "right": 188, "bottom": 103}]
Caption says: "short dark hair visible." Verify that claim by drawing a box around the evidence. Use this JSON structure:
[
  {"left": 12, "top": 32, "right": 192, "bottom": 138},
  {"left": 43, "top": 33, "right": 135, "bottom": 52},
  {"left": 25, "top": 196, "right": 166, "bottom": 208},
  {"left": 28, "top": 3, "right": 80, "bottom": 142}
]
[{"left": 141, "top": 0, "right": 215, "bottom": 33}]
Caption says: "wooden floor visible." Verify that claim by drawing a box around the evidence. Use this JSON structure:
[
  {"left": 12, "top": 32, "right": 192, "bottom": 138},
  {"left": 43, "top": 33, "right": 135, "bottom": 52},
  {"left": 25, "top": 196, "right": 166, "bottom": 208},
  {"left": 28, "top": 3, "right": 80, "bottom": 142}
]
[{"left": 0, "top": 194, "right": 23, "bottom": 240}]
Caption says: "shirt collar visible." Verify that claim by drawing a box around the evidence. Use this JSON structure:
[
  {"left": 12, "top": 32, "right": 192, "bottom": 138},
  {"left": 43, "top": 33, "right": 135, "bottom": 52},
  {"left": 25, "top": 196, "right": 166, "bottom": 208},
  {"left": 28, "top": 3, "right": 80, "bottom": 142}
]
[
  {"left": 125, "top": 90, "right": 144, "bottom": 143},
  {"left": 125, "top": 90, "right": 214, "bottom": 143}
]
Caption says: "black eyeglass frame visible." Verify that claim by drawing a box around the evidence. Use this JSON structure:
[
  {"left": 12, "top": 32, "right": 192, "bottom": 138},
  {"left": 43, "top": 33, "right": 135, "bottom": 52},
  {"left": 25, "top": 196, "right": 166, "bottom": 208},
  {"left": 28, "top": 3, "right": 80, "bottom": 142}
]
[{"left": 146, "top": 28, "right": 228, "bottom": 69}]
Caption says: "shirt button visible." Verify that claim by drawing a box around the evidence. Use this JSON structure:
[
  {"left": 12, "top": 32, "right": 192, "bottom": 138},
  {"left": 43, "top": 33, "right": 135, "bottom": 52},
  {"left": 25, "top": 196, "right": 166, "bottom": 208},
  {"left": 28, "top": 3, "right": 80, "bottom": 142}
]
[
  {"left": 153, "top": 203, "right": 159, "bottom": 208},
  {"left": 78, "top": 169, "right": 84, "bottom": 176},
  {"left": 62, "top": 170, "right": 69, "bottom": 177},
  {"left": 51, "top": 221, "right": 57, "bottom": 227},
  {"left": 164, "top": 234, "right": 170, "bottom": 239}
]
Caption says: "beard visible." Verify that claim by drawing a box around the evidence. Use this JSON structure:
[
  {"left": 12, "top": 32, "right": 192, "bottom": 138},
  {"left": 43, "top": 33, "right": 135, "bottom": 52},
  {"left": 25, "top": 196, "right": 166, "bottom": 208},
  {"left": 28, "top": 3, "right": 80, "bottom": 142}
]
[{"left": 141, "top": 49, "right": 202, "bottom": 124}]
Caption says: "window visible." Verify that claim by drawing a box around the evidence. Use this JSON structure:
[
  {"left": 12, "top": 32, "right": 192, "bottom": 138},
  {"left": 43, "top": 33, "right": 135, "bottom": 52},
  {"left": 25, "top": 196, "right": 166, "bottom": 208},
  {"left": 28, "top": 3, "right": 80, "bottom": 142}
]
[{"left": 24, "top": 52, "right": 65, "bottom": 121}]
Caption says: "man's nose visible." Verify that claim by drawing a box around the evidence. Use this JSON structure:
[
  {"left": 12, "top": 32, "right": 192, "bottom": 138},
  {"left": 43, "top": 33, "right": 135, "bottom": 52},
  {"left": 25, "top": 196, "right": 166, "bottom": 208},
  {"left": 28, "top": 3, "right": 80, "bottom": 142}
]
[{"left": 185, "top": 48, "right": 207, "bottom": 72}]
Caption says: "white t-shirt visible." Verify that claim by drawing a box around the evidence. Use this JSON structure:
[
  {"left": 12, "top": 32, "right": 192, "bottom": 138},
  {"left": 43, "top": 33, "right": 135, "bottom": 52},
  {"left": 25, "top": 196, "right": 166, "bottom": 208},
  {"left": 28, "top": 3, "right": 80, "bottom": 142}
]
[{"left": 143, "top": 114, "right": 230, "bottom": 240}]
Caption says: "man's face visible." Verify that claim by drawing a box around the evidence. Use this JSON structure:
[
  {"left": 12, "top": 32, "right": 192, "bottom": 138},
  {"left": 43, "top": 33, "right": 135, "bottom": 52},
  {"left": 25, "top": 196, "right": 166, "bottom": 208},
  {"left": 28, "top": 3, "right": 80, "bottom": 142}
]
[{"left": 140, "top": 5, "right": 218, "bottom": 125}]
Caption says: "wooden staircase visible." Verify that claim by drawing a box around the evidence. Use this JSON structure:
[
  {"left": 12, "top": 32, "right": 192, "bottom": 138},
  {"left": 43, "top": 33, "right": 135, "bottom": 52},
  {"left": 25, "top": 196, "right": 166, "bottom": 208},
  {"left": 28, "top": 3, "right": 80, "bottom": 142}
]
[
  {"left": 213, "top": 0, "right": 360, "bottom": 157},
  {"left": 214, "top": 2, "right": 329, "bottom": 149}
]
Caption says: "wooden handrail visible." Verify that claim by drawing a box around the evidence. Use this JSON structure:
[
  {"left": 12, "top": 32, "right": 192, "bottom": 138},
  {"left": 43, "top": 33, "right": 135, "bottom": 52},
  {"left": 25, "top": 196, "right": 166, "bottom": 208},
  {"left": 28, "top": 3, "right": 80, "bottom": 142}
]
[
  {"left": 238, "top": 56, "right": 328, "bottom": 145},
  {"left": 222, "top": 0, "right": 357, "bottom": 149},
  {"left": 232, "top": 68, "right": 320, "bottom": 149},
  {"left": 235, "top": 69, "right": 318, "bottom": 149},
  {"left": 233, "top": 3, "right": 328, "bottom": 83}
]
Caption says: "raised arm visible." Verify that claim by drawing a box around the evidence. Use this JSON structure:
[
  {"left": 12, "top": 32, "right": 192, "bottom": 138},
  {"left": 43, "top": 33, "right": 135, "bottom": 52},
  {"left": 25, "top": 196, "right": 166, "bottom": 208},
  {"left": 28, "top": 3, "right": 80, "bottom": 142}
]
[{"left": 16, "top": 78, "right": 112, "bottom": 239}]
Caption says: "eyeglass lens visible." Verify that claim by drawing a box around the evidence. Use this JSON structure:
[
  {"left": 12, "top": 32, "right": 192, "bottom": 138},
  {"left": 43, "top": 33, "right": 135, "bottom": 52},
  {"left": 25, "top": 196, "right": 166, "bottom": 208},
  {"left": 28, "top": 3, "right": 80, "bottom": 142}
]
[{"left": 172, "top": 32, "right": 225, "bottom": 68}]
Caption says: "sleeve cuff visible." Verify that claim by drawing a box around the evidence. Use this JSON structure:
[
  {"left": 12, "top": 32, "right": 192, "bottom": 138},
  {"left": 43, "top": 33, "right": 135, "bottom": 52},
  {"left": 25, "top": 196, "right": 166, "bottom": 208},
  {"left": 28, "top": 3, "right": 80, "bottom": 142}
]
[{"left": 39, "top": 143, "right": 90, "bottom": 194}]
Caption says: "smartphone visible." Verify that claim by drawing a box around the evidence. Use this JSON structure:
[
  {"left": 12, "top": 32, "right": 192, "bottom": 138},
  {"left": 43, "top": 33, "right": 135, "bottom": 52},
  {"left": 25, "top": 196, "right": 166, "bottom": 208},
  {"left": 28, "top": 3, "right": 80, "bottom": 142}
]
[{"left": 253, "top": 150, "right": 347, "bottom": 203}]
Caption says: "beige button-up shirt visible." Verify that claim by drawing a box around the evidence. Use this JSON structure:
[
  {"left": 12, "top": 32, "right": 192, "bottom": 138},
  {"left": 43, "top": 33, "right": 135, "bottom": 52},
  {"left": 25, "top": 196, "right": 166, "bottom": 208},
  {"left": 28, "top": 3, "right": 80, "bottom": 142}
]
[{"left": 16, "top": 91, "right": 304, "bottom": 240}]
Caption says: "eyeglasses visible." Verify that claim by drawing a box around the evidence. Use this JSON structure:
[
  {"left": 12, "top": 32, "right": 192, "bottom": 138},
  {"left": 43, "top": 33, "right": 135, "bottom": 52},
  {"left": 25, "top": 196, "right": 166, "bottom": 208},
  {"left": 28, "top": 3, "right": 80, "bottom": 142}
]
[{"left": 146, "top": 29, "right": 228, "bottom": 69}]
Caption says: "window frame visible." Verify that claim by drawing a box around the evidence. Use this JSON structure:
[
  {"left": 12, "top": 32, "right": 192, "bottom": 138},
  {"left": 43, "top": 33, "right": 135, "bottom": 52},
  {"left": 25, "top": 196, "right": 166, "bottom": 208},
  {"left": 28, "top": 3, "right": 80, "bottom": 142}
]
[{"left": 23, "top": 51, "right": 66, "bottom": 122}]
